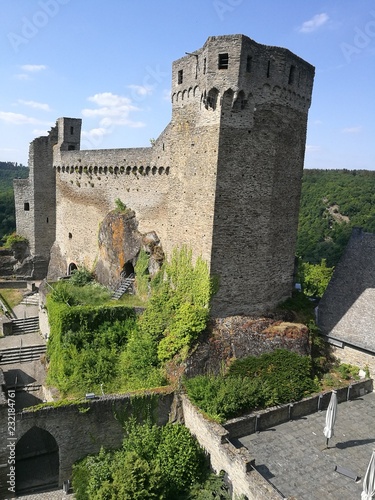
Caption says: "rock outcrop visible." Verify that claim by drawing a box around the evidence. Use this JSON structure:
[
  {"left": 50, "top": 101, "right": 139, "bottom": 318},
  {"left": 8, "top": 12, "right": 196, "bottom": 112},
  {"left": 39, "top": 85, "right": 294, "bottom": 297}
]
[{"left": 185, "top": 316, "right": 310, "bottom": 378}]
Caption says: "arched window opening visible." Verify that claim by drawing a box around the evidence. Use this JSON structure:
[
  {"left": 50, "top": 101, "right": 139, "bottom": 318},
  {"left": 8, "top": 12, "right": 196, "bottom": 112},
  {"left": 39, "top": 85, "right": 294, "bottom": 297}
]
[
  {"left": 232, "top": 91, "right": 247, "bottom": 112},
  {"left": 68, "top": 262, "right": 77, "bottom": 275},
  {"left": 206, "top": 88, "right": 219, "bottom": 110}
]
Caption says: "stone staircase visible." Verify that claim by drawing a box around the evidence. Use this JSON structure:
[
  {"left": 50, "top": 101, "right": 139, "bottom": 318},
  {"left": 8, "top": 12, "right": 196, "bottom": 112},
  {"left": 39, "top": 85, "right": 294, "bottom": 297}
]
[
  {"left": 20, "top": 292, "right": 40, "bottom": 306},
  {"left": 11, "top": 316, "right": 40, "bottom": 335},
  {"left": 112, "top": 273, "right": 135, "bottom": 300},
  {"left": 0, "top": 343, "right": 46, "bottom": 365}
]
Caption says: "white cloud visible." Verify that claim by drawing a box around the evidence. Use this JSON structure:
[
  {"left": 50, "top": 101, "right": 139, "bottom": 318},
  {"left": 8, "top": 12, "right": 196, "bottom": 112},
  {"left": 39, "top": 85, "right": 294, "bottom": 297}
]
[
  {"left": 18, "top": 99, "right": 51, "bottom": 112},
  {"left": 82, "top": 127, "right": 109, "bottom": 140},
  {"left": 342, "top": 126, "right": 362, "bottom": 134},
  {"left": 21, "top": 64, "right": 47, "bottom": 72},
  {"left": 0, "top": 111, "right": 41, "bottom": 125},
  {"left": 127, "top": 84, "right": 153, "bottom": 96},
  {"left": 298, "top": 13, "right": 329, "bottom": 33},
  {"left": 82, "top": 92, "right": 144, "bottom": 129}
]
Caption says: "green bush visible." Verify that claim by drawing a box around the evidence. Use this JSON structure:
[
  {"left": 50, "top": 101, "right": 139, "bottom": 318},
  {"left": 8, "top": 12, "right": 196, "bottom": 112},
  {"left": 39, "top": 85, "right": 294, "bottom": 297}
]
[
  {"left": 185, "top": 350, "right": 320, "bottom": 421},
  {"left": 69, "top": 267, "right": 94, "bottom": 287},
  {"left": 139, "top": 246, "right": 216, "bottom": 363},
  {"left": 134, "top": 249, "right": 150, "bottom": 298},
  {"left": 3, "top": 232, "right": 28, "bottom": 249},
  {"left": 72, "top": 421, "right": 213, "bottom": 500}
]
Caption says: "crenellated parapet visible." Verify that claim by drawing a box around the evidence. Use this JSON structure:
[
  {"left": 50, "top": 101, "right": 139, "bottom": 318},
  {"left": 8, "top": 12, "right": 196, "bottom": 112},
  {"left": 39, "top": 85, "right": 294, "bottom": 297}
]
[{"left": 171, "top": 34, "right": 314, "bottom": 118}]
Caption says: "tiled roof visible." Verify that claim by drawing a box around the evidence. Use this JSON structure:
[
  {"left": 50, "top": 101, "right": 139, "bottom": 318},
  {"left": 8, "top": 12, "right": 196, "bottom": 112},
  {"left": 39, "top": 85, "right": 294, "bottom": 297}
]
[{"left": 317, "top": 227, "right": 375, "bottom": 352}]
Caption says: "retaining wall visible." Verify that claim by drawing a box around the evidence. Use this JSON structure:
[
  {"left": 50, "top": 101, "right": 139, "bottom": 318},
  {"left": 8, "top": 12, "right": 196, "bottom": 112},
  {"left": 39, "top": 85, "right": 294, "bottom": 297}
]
[{"left": 224, "top": 378, "right": 373, "bottom": 439}]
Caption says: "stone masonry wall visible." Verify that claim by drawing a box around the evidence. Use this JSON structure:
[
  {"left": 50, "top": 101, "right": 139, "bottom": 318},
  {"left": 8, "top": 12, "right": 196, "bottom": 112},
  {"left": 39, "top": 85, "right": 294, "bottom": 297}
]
[
  {"left": 0, "top": 392, "right": 174, "bottom": 494},
  {"left": 181, "top": 394, "right": 283, "bottom": 499}
]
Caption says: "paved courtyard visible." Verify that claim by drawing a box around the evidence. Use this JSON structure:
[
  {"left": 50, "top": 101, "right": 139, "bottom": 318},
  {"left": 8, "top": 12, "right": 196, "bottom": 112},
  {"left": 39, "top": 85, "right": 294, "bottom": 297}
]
[{"left": 238, "top": 391, "right": 375, "bottom": 500}]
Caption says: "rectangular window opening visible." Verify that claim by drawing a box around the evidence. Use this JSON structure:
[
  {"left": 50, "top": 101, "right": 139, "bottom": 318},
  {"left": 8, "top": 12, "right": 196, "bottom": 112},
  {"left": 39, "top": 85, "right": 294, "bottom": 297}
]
[
  {"left": 70, "top": 126, "right": 74, "bottom": 135},
  {"left": 218, "top": 53, "right": 229, "bottom": 70},
  {"left": 288, "top": 65, "right": 296, "bottom": 85},
  {"left": 68, "top": 145, "right": 75, "bottom": 151},
  {"left": 246, "top": 55, "right": 252, "bottom": 73},
  {"left": 24, "top": 202, "right": 30, "bottom": 211},
  {"left": 178, "top": 69, "right": 183, "bottom": 84}
]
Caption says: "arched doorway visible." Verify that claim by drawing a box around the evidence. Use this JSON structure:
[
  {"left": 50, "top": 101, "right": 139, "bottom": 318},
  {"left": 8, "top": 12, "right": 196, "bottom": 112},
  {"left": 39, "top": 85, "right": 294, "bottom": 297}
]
[
  {"left": 68, "top": 262, "right": 77, "bottom": 275},
  {"left": 123, "top": 261, "right": 135, "bottom": 277},
  {"left": 16, "top": 427, "right": 59, "bottom": 494}
]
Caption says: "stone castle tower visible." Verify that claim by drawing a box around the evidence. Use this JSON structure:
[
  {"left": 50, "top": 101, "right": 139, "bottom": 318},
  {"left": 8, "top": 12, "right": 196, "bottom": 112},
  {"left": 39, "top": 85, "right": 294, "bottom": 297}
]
[{"left": 14, "top": 34, "right": 314, "bottom": 316}]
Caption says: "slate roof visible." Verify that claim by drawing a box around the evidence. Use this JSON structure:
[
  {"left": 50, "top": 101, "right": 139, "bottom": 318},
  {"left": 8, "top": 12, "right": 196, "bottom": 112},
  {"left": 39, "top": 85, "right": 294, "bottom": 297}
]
[{"left": 317, "top": 227, "right": 375, "bottom": 353}]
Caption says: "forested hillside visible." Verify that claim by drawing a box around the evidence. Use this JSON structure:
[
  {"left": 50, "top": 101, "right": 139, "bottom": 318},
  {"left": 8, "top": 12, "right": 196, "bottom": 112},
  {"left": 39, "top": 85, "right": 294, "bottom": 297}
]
[
  {"left": 0, "top": 161, "right": 28, "bottom": 243},
  {"left": 297, "top": 169, "right": 375, "bottom": 266}
]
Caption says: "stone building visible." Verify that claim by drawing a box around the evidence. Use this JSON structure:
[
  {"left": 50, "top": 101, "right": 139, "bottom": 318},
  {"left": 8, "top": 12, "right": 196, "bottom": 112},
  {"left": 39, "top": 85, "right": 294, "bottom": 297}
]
[
  {"left": 317, "top": 227, "right": 375, "bottom": 376},
  {"left": 14, "top": 34, "right": 314, "bottom": 317}
]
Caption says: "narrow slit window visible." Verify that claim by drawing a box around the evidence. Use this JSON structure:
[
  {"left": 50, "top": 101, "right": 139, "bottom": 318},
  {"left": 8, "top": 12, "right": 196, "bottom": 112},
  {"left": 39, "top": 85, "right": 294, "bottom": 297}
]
[
  {"left": 218, "top": 53, "right": 229, "bottom": 69},
  {"left": 288, "top": 65, "right": 296, "bottom": 85},
  {"left": 246, "top": 55, "right": 252, "bottom": 73},
  {"left": 203, "top": 57, "right": 206, "bottom": 74},
  {"left": 178, "top": 70, "right": 183, "bottom": 84},
  {"left": 24, "top": 202, "right": 30, "bottom": 211},
  {"left": 267, "top": 60, "right": 271, "bottom": 78},
  {"left": 70, "top": 126, "right": 74, "bottom": 135}
]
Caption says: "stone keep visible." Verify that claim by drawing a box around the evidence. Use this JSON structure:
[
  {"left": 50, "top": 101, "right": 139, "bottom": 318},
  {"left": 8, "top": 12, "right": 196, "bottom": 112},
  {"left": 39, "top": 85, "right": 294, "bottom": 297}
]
[{"left": 14, "top": 35, "right": 314, "bottom": 316}]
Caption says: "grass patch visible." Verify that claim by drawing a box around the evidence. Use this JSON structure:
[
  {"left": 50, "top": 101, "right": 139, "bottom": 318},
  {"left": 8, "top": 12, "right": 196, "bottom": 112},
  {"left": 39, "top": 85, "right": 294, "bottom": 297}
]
[{"left": 0, "top": 288, "right": 23, "bottom": 311}]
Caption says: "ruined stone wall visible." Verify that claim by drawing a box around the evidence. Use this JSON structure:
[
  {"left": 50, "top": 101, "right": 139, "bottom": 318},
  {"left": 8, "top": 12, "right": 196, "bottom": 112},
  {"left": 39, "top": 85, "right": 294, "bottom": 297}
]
[
  {"left": 12, "top": 392, "right": 173, "bottom": 489},
  {"left": 50, "top": 102, "right": 219, "bottom": 277},
  {"left": 14, "top": 130, "right": 58, "bottom": 277}
]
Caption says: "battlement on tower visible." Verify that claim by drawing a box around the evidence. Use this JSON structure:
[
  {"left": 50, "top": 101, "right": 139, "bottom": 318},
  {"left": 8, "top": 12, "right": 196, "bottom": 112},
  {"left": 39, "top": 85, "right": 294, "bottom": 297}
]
[{"left": 171, "top": 34, "right": 314, "bottom": 118}]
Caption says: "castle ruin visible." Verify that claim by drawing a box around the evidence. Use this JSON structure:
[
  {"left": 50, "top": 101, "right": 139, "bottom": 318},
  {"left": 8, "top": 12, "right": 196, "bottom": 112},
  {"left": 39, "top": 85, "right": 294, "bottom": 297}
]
[{"left": 14, "top": 34, "right": 314, "bottom": 317}]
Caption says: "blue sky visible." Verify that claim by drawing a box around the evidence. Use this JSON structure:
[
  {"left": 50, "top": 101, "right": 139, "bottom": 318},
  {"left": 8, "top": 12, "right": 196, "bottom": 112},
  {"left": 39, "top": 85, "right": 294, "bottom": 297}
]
[{"left": 1, "top": 0, "right": 374, "bottom": 169}]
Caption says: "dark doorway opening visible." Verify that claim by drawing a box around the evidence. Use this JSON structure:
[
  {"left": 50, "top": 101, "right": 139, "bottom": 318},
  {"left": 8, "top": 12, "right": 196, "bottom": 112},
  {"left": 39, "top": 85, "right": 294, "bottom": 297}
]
[
  {"left": 123, "top": 261, "right": 135, "bottom": 278},
  {"left": 16, "top": 427, "right": 59, "bottom": 494},
  {"left": 68, "top": 262, "right": 77, "bottom": 275}
]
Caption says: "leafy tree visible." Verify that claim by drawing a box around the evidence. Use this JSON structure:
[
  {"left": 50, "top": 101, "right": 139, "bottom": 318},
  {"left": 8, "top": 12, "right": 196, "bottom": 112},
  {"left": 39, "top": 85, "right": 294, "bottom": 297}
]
[
  {"left": 298, "top": 259, "right": 334, "bottom": 297},
  {"left": 72, "top": 422, "right": 212, "bottom": 500}
]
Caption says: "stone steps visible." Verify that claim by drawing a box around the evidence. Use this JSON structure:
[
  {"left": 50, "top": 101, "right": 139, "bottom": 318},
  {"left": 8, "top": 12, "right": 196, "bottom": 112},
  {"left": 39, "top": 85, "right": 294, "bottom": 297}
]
[
  {"left": 112, "top": 274, "right": 135, "bottom": 300},
  {"left": 0, "top": 343, "right": 46, "bottom": 365},
  {"left": 12, "top": 316, "right": 40, "bottom": 335},
  {"left": 20, "top": 293, "right": 40, "bottom": 306}
]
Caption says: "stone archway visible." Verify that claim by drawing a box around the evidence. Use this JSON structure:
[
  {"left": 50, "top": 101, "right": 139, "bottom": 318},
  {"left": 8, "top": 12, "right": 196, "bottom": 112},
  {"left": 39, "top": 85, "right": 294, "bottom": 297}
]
[
  {"left": 16, "top": 426, "right": 59, "bottom": 494},
  {"left": 68, "top": 262, "right": 77, "bottom": 275}
]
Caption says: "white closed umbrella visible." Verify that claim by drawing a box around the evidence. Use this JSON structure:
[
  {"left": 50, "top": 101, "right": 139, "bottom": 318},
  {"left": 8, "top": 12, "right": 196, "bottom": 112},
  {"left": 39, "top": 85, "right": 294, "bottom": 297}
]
[
  {"left": 362, "top": 450, "right": 375, "bottom": 500},
  {"left": 323, "top": 390, "right": 337, "bottom": 447}
]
